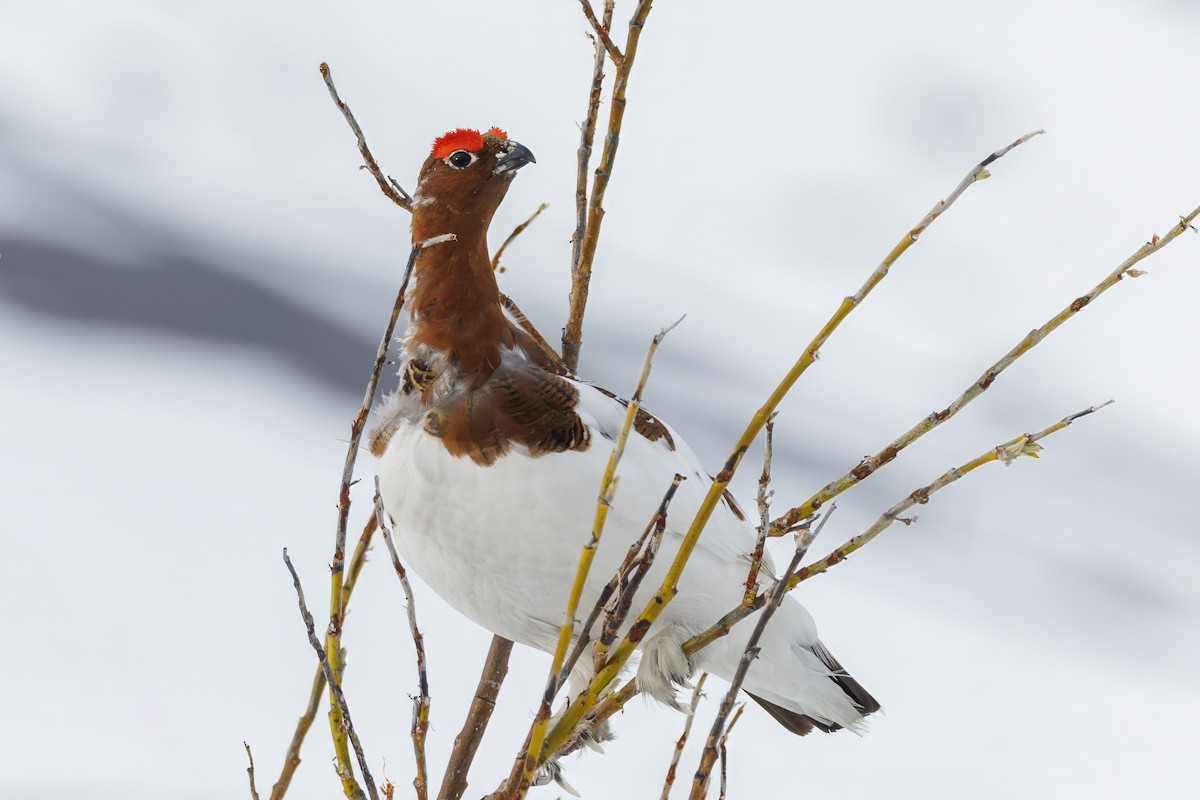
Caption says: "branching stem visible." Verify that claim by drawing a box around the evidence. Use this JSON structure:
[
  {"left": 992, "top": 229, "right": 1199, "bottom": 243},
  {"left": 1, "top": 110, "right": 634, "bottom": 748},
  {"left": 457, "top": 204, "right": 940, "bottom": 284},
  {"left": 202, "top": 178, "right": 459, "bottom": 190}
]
[
  {"left": 769, "top": 201, "right": 1200, "bottom": 537},
  {"left": 563, "top": 0, "right": 655, "bottom": 370},
  {"left": 374, "top": 482, "right": 431, "bottom": 800},
  {"left": 319, "top": 63, "right": 413, "bottom": 211},
  {"left": 541, "top": 129, "right": 1038, "bottom": 763},
  {"left": 284, "top": 549, "right": 379, "bottom": 800},
  {"left": 517, "top": 317, "right": 681, "bottom": 797}
]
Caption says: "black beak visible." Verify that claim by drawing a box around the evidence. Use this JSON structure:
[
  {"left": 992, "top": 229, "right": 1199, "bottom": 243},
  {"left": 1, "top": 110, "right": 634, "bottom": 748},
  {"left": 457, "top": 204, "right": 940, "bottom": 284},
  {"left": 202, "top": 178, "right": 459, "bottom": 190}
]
[{"left": 493, "top": 141, "right": 536, "bottom": 175}]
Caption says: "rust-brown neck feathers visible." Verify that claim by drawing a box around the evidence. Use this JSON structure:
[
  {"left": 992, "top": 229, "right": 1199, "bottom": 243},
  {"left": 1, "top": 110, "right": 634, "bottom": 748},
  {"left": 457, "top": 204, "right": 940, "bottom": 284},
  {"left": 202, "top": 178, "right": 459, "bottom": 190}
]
[
  {"left": 374, "top": 128, "right": 593, "bottom": 466},
  {"left": 409, "top": 210, "right": 509, "bottom": 385},
  {"left": 408, "top": 130, "right": 523, "bottom": 387}
]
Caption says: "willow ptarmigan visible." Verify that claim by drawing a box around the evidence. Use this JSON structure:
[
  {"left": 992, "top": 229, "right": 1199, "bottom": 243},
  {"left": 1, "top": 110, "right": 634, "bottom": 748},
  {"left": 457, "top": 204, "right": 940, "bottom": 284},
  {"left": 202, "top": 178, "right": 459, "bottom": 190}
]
[{"left": 371, "top": 127, "right": 880, "bottom": 736}]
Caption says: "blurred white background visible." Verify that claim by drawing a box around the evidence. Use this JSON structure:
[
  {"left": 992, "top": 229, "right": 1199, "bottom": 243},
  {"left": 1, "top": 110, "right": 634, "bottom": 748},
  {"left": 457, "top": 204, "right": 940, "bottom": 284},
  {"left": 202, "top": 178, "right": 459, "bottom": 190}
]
[{"left": 2, "top": 1, "right": 1198, "bottom": 798}]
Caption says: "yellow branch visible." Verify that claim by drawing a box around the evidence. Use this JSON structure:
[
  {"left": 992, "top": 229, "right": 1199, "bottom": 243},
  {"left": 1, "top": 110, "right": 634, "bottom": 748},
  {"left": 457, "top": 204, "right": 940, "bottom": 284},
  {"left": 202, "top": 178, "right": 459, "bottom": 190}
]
[
  {"left": 271, "top": 515, "right": 376, "bottom": 800},
  {"left": 554, "top": 402, "right": 1113, "bottom": 754},
  {"left": 682, "top": 403, "right": 1112, "bottom": 658},
  {"left": 770, "top": 202, "right": 1200, "bottom": 537},
  {"left": 540, "top": 129, "right": 1041, "bottom": 760},
  {"left": 517, "top": 318, "right": 679, "bottom": 796},
  {"left": 563, "top": 0, "right": 655, "bottom": 371}
]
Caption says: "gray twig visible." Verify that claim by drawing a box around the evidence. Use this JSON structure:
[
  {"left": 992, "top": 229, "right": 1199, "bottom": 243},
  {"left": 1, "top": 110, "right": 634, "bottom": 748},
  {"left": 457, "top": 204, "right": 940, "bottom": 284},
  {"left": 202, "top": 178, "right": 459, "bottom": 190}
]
[
  {"left": 374, "top": 481, "right": 431, "bottom": 800},
  {"left": 319, "top": 62, "right": 413, "bottom": 210},
  {"left": 244, "top": 742, "right": 261, "bottom": 800},
  {"left": 688, "top": 506, "right": 837, "bottom": 800},
  {"left": 282, "top": 549, "right": 379, "bottom": 800}
]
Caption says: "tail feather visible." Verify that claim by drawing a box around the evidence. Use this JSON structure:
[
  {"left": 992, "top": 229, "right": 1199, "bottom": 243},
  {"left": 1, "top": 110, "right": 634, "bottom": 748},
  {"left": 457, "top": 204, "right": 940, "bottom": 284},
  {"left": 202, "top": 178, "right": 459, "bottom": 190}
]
[
  {"left": 746, "top": 693, "right": 836, "bottom": 735},
  {"left": 809, "top": 641, "right": 881, "bottom": 716},
  {"left": 748, "top": 641, "right": 880, "bottom": 737}
]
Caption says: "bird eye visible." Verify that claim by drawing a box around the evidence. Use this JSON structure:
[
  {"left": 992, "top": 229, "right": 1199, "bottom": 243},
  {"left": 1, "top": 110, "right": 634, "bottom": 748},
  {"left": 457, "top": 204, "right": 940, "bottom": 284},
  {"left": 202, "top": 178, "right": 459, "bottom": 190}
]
[{"left": 446, "top": 150, "right": 476, "bottom": 169}]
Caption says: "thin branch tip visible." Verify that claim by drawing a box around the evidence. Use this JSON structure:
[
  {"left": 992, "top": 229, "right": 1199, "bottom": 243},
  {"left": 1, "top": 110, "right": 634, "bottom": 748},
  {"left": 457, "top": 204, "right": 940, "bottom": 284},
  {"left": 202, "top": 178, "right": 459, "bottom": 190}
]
[
  {"left": 492, "top": 203, "right": 550, "bottom": 271},
  {"left": 320, "top": 61, "right": 413, "bottom": 211},
  {"left": 283, "top": 549, "right": 379, "bottom": 800},
  {"left": 578, "top": 0, "right": 623, "bottom": 65},
  {"left": 657, "top": 314, "right": 686, "bottom": 342},
  {"left": 244, "top": 741, "right": 261, "bottom": 800}
]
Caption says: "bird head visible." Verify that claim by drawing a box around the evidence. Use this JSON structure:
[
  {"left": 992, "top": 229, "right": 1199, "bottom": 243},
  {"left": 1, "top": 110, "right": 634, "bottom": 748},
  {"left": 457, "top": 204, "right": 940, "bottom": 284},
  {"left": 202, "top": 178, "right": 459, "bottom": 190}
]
[{"left": 412, "top": 127, "right": 536, "bottom": 221}]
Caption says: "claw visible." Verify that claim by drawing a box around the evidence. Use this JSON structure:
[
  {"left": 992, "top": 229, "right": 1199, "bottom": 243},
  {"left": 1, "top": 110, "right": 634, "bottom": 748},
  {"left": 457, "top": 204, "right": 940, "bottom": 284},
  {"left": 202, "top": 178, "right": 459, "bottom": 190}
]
[
  {"left": 534, "top": 758, "right": 581, "bottom": 797},
  {"left": 555, "top": 771, "right": 581, "bottom": 797}
]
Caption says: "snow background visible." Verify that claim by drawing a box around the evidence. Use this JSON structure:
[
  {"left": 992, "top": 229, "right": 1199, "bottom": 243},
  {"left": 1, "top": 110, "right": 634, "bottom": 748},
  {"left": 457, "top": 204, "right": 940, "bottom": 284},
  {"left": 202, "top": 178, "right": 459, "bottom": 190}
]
[{"left": 2, "top": 0, "right": 1198, "bottom": 797}]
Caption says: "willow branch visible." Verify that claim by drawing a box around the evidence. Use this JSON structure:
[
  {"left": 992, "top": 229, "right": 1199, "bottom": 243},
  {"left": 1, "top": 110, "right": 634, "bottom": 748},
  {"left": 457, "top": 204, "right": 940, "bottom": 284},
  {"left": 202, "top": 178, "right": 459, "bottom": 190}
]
[
  {"left": 550, "top": 397, "right": 1116, "bottom": 750},
  {"left": 788, "top": 401, "right": 1112, "bottom": 587},
  {"left": 743, "top": 413, "right": 777, "bottom": 605},
  {"left": 374, "top": 482, "right": 430, "bottom": 800},
  {"left": 437, "top": 636, "right": 514, "bottom": 800},
  {"left": 660, "top": 673, "right": 707, "bottom": 800},
  {"left": 283, "top": 549, "right": 379, "bottom": 800},
  {"left": 569, "top": 0, "right": 613, "bottom": 290},
  {"left": 493, "top": 205, "right": 564, "bottom": 368},
  {"left": 592, "top": 473, "right": 680, "bottom": 671},
  {"left": 245, "top": 742, "right": 262, "bottom": 800},
  {"left": 327, "top": 236, "right": 450, "bottom": 798},
  {"left": 319, "top": 63, "right": 413, "bottom": 211},
  {"left": 541, "top": 130, "right": 1037, "bottom": 761},
  {"left": 690, "top": 568, "right": 797, "bottom": 800},
  {"left": 271, "top": 515, "right": 377, "bottom": 800},
  {"left": 684, "top": 401, "right": 1112, "bottom": 658},
  {"left": 517, "top": 316, "right": 681, "bottom": 797},
  {"left": 689, "top": 509, "right": 833, "bottom": 800},
  {"left": 492, "top": 203, "right": 550, "bottom": 272},
  {"left": 579, "top": 0, "right": 623, "bottom": 64},
  {"left": 562, "top": 473, "right": 683, "bottom": 684},
  {"left": 769, "top": 201, "right": 1200, "bottom": 537},
  {"left": 563, "top": 0, "right": 654, "bottom": 371},
  {"left": 716, "top": 705, "right": 743, "bottom": 800}
]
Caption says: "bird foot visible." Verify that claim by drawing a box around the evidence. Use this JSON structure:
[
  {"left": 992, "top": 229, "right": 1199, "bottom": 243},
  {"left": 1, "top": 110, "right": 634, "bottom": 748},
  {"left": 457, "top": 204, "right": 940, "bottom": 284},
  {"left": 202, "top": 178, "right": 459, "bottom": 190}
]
[{"left": 635, "top": 629, "right": 695, "bottom": 711}]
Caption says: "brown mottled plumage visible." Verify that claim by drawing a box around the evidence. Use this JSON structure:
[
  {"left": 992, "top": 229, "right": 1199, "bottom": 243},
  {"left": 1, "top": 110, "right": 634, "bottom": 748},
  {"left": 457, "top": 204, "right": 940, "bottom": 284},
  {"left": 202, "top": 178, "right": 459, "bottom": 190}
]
[
  {"left": 591, "top": 385, "right": 676, "bottom": 449},
  {"left": 421, "top": 366, "right": 591, "bottom": 466}
]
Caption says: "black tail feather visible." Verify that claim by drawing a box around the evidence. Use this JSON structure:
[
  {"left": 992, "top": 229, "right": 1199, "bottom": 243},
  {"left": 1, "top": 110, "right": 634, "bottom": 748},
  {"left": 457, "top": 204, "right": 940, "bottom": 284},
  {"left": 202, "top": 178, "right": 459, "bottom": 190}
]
[
  {"left": 747, "top": 642, "right": 880, "bottom": 736},
  {"left": 811, "top": 642, "right": 882, "bottom": 716},
  {"left": 747, "top": 693, "right": 837, "bottom": 736}
]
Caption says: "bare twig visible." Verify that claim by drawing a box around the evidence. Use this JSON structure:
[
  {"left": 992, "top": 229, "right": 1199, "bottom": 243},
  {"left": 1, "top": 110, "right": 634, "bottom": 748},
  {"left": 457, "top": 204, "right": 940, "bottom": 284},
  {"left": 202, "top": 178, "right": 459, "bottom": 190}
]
[
  {"left": 784, "top": 402, "right": 1114, "bottom": 590},
  {"left": 374, "top": 481, "right": 431, "bottom": 800},
  {"left": 562, "top": 473, "right": 683, "bottom": 684},
  {"left": 552, "top": 675, "right": 637, "bottom": 764},
  {"left": 689, "top": 507, "right": 835, "bottom": 800},
  {"left": 320, "top": 62, "right": 413, "bottom": 211},
  {"left": 327, "top": 236, "right": 451, "bottom": 797},
  {"left": 684, "top": 401, "right": 1113, "bottom": 658},
  {"left": 492, "top": 203, "right": 550, "bottom": 272},
  {"left": 283, "top": 549, "right": 379, "bottom": 800},
  {"left": 271, "top": 515, "right": 377, "bottom": 800},
  {"left": 245, "top": 742, "right": 262, "bottom": 800},
  {"left": 563, "top": 0, "right": 655, "bottom": 371},
  {"left": 660, "top": 673, "right": 707, "bottom": 800},
  {"left": 518, "top": 316, "right": 682, "bottom": 797},
  {"left": 743, "top": 413, "right": 777, "bottom": 605},
  {"left": 438, "top": 636, "right": 514, "bottom": 800},
  {"left": 593, "top": 473, "right": 682, "bottom": 671},
  {"left": 578, "top": 0, "right": 623, "bottom": 64},
  {"left": 716, "top": 705, "right": 744, "bottom": 800},
  {"left": 570, "top": 0, "right": 614, "bottom": 283},
  {"left": 769, "top": 200, "right": 1200, "bottom": 537},
  {"left": 542, "top": 131, "right": 1039, "bottom": 762}
]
